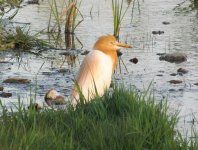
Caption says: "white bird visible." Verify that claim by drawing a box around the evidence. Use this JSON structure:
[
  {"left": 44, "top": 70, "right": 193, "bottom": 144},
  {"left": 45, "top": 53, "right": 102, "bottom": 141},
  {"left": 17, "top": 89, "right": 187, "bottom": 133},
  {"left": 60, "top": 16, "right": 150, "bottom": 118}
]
[{"left": 70, "top": 35, "right": 131, "bottom": 105}]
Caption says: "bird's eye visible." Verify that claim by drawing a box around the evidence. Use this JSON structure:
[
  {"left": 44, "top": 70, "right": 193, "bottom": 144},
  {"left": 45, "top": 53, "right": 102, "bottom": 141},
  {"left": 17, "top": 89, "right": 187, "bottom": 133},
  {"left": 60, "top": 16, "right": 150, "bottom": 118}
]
[{"left": 110, "top": 42, "right": 115, "bottom": 45}]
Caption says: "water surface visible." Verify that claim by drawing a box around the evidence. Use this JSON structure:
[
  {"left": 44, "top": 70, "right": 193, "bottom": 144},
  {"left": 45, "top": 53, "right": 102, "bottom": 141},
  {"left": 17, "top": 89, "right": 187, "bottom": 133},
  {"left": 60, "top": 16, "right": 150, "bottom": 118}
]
[{"left": 1, "top": 0, "right": 198, "bottom": 134}]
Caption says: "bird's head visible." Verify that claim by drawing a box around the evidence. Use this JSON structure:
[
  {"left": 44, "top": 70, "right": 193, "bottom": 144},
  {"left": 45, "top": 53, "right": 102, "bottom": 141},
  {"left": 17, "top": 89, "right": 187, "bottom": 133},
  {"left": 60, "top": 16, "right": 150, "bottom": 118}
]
[
  {"left": 93, "top": 35, "right": 132, "bottom": 52},
  {"left": 44, "top": 89, "right": 65, "bottom": 106},
  {"left": 44, "top": 89, "right": 58, "bottom": 106}
]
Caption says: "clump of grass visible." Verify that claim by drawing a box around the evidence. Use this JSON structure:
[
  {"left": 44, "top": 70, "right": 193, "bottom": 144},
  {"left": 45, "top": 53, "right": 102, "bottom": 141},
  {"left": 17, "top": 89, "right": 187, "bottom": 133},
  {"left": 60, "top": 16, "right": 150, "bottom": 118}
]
[
  {"left": 0, "top": 86, "right": 197, "bottom": 149},
  {"left": 112, "top": 0, "right": 130, "bottom": 39},
  {"left": 0, "top": 26, "right": 49, "bottom": 50}
]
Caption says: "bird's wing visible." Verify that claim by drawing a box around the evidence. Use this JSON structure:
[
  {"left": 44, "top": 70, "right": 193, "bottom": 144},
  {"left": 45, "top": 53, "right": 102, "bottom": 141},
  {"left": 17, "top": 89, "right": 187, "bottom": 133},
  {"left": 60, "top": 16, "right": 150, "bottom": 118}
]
[{"left": 71, "top": 50, "right": 113, "bottom": 103}]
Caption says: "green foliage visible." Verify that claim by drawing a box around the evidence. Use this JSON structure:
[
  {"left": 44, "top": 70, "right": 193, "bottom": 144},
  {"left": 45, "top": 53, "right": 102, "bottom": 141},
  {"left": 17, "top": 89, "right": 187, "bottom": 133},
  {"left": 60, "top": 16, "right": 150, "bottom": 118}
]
[
  {"left": 0, "top": 87, "right": 197, "bottom": 149},
  {"left": 47, "top": 0, "right": 83, "bottom": 33},
  {"left": 0, "top": 26, "right": 49, "bottom": 50},
  {"left": 112, "top": 0, "right": 129, "bottom": 39}
]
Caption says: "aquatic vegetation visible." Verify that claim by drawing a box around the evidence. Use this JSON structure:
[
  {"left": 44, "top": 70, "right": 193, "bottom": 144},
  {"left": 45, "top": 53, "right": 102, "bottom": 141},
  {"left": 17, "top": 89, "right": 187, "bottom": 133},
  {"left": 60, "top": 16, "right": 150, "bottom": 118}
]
[
  {"left": 47, "top": 0, "right": 63, "bottom": 32},
  {"left": 0, "top": 87, "right": 197, "bottom": 149},
  {"left": 64, "top": 0, "right": 83, "bottom": 34},
  {"left": 112, "top": 0, "right": 130, "bottom": 39},
  {"left": 0, "top": 26, "right": 49, "bottom": 50},
  {"left": 47, "top": 0, "right": 83, "bottom": 34},
  {"left": 0, "top": 0, "right": 48, "bottom": 51},
  {"left": 173, "top": 0, "right": 198, "bottom": 13},
  {"left": 0, "top": 0, "right": 22, "bottom": 20}
]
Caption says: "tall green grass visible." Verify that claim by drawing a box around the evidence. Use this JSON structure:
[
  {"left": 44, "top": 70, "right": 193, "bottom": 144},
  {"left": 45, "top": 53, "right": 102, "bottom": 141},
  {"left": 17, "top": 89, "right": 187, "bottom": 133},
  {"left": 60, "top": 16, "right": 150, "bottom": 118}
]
[
  {"left": 112, "top": 0, "right": 129, "bottom": 39},
  {"left": 48, "top": 0, "right": 64, "bottom": 32},
  {"left": 0, "top": 87, "right": 197, "bottom": 149},
  {"left": 47, "top": 0, "right": 83, "bottom": 34}
]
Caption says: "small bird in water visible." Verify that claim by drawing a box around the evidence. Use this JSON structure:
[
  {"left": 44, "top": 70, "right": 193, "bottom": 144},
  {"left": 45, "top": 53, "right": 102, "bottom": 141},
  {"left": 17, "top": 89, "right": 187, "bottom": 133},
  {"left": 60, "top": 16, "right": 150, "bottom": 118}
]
[
  {"left": 44, "top": 89, "right": 65, "bottom": 106},
  {"left": 70, "top": 35, "right": 132, "bottom": 105}
]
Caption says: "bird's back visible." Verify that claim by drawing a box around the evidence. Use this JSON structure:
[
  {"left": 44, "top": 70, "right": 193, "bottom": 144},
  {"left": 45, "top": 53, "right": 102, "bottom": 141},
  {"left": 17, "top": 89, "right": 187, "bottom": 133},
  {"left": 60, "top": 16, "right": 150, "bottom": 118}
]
[{"left": 71, "top": 50, "right": 114, "bottom": 104}]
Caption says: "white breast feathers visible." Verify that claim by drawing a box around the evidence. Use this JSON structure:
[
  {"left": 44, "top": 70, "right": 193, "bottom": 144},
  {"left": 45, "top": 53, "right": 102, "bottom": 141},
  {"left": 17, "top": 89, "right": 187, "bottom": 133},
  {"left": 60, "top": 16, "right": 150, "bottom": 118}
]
[{"left": 71, "top": 50, "right": 114, "bottom": 105}]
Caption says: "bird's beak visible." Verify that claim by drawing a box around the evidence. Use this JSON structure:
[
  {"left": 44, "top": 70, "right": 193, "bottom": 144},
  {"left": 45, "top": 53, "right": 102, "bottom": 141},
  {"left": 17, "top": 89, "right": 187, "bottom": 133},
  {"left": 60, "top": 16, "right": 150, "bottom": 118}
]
[{"left": 115, "top": 41, "right": 132, "bottom": 48}]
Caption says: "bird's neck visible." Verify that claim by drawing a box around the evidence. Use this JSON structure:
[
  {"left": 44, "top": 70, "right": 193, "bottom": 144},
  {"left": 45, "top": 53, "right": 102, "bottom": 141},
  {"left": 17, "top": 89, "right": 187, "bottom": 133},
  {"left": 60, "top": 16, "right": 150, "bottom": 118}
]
[
  {"left": 107, "top": 51, "right": 118, "bottom": 72},
  {"left": 94, "top": 47, "right": 118, "bottom": 72}
]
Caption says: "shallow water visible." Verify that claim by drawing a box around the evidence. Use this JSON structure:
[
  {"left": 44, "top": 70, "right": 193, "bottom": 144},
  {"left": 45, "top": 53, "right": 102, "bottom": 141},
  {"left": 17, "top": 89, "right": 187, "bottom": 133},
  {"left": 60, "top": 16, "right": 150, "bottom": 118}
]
[{"left": 1, "top": 0, "right": 198, "bottom": 134}]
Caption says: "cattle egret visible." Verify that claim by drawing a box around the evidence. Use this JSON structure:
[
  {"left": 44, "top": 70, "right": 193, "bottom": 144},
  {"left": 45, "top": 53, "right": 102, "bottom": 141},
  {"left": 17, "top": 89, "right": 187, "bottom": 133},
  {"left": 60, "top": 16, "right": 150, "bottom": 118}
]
[{"left": 71, "top": 35, "right": 131, "bottom": 105}]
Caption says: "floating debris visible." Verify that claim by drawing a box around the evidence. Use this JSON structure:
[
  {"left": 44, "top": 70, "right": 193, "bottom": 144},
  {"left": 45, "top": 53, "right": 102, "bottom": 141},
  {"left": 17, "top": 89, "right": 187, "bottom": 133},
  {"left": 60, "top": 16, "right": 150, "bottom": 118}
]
[
  {"left": 168, "top": 89, "right": 176, "bottom": 92},
  {"left": 194, "top": 83, "right": 198, "bottom": 86},
  {"left": 27, "top": 0, "right": 39, "bottom": 4},
  {"left": 159, "top": 52, "right": 187, "bottom": 63},
  {"left": 57, "top": 68, "right": 70, "bottom": 73},
  {"left": 168, "top": 80, "right": 183, "bottom": 84},
  {"left": 0, "top": 60, "right": 12, "bottom": 64},
  {"left": 156, "top": 74, "right": 163, "bottom": 77},
  {"left": 152, "top": 31, "right": 164, "bottom": 35},
  {"left": 177, "top": 68, "right": 188, "bottom": 74},
  {"left": 3, "top": 77, "right": 31, "bottom": 84},
  {"left": 0, "top": 87, "right": 3, "bottom": 91},
  {"left": 0, "top": 92, "right": 12, "bottom": 98},
  {"left": 162, "top": 21, "right": 170, "bottom": 25},
  {"left": 170, "top": 73, "right": 177, "bottom": 76},
  {"left": 156, "top": 53, "right": 166, "bottom": 56}
]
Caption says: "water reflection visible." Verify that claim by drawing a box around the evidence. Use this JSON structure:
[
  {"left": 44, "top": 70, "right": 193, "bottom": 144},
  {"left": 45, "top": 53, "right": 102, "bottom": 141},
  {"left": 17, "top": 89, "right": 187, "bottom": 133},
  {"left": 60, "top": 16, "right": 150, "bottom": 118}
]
[
  {"left": 65, "top": 33, "right": 75, "bottom": 49},
  {"left": 47, "top": 32, "right": 64, "bottom": 48},
  {"left": 195, "top": 0, "right": 198, "bottom": 9}
]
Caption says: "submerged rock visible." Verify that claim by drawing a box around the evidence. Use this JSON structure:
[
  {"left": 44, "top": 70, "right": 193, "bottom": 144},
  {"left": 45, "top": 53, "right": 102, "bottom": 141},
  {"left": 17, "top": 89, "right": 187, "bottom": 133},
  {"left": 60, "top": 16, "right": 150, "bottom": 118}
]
[
  {"left": 177, "top": 68, "right": 188, "bottom": 74},
  {"left": 152, "top": 31, "right": 164, "bottom": 35},
  {"left": 42, "top": 72, "right": 52, "bottom": 75},
  {"left": 0, "top": 92, "right": 12, "bottom": 98},
  {"left": 129, "top": 57, "right": 138, "bottom": 64},
  {"left": 3, "top": 77, "right": 31, "bottom": 84},
  {"left": 170, "top": 73, "right": 177, "bottom": 76},
  {"left": 156, "top": 74, "right": 163, "bottom": 77},
  {"left": 57, "top": 68, "right": 70, "bottom": 73},
  {"left": 27, "top": 0, "right": 39, "bottom": 4},
  {"left": 194, "top": 83, "right": 198, "bottom": 86},
  {"left": 168, "top": 80, "right": 183, "bottom": 84},
  {"left": 0, "top": 87, "right": 3, "bottom": 91},
  {"left": 162, "top": 21, "right": 170, "bottom": 25},
  {"left": 168, "top": 89, "right": 176, "bottom": 92},
  {"left": 156, "top": 53, "right": 166, "bottom": 56},
  {"left": 159, "top": 52, "right": 187, "bottom": 63}
]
